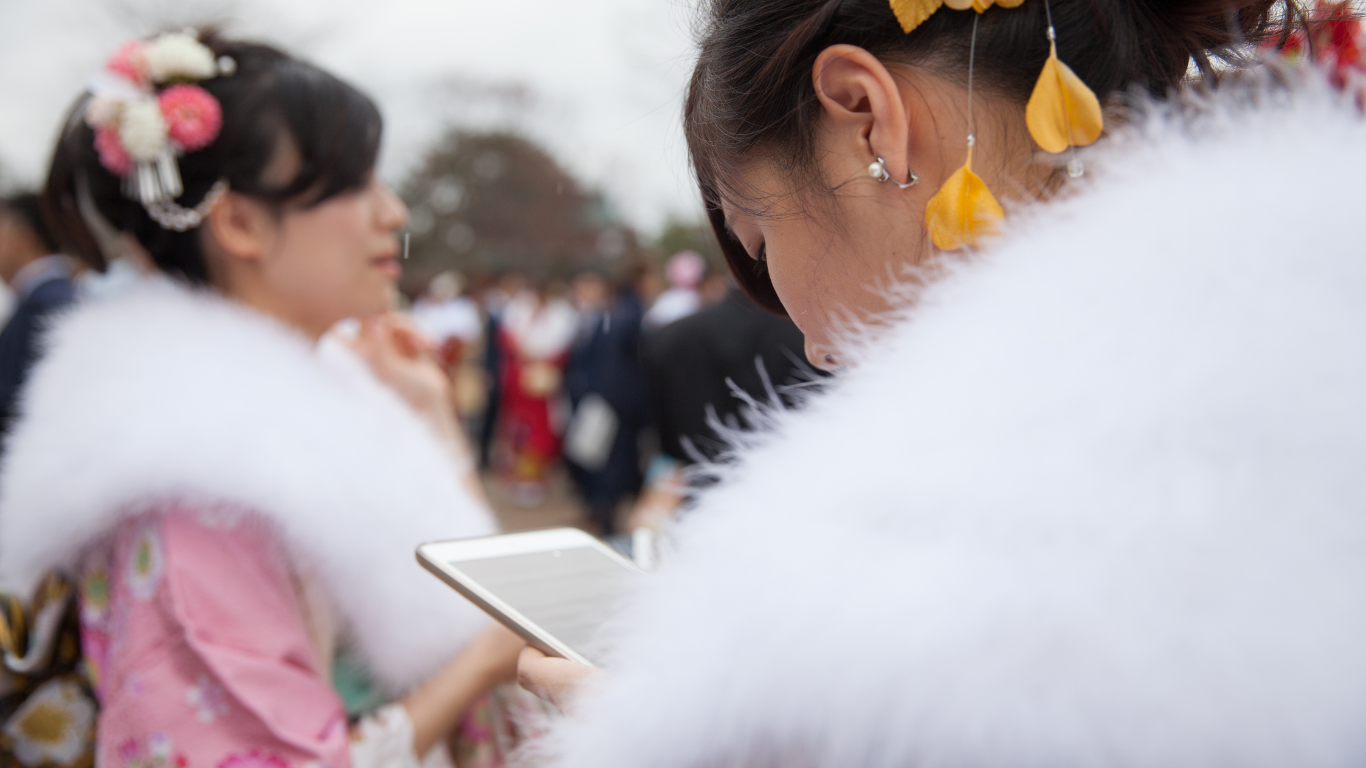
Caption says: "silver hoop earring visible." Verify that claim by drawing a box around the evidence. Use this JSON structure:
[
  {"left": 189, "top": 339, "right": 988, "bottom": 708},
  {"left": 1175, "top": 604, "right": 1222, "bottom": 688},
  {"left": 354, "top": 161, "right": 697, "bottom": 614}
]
[{"left": 868, "top": 156, "right": 918, "bottom": 189}]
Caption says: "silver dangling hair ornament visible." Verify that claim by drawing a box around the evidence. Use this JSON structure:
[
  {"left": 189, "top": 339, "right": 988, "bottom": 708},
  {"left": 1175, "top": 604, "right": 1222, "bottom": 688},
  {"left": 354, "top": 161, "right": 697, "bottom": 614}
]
[
  {"left": 143, "top": 179, "right": 229, "bottom": 232},
  {"left": 84, "top": 33, "right": 238, "bottom": 232},
  {"left": 868, "top": 156, "right": 918, "bottom": 189}
]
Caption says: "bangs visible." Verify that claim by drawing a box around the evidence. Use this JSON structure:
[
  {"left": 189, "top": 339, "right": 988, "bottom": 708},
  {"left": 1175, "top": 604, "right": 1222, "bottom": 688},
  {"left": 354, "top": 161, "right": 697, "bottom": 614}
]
[
  {"left": 269, "top": 59, "right": 382, "bottom": 206},
  {"left": 194, "top": 37, "right": 383, "bottom": 209}
]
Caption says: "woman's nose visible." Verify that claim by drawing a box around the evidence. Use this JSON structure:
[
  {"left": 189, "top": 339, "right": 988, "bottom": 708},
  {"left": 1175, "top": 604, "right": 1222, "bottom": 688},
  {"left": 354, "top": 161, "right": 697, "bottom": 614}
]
[
  {"left": 377, "top": 183, "right": 409, "bottom": 231},
  {"left": 805, "top": 337, "right": 842, "bottom": 371}
]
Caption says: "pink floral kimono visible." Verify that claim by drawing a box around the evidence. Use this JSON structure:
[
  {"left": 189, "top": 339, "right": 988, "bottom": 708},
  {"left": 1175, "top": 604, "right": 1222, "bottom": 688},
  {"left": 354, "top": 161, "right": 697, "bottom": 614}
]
[{"left": 81, "top": 505, "right": 351, "bottom": 768}]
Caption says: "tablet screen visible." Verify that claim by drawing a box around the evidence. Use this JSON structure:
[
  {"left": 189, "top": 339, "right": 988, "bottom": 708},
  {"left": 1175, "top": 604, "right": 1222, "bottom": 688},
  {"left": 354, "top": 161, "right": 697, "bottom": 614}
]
[{"left": 453, "top": 545, "right": 637, "bottom": 664}]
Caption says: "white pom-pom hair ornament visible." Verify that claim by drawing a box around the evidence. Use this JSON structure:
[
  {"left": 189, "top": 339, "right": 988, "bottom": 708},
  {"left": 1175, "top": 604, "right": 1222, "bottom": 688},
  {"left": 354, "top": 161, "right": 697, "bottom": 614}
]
[
  {"left": 117, "top": 100, "right": 168, "bottom": 162},
  {"left": 144, "top": 33, "right": 218, "bottom": 83}
]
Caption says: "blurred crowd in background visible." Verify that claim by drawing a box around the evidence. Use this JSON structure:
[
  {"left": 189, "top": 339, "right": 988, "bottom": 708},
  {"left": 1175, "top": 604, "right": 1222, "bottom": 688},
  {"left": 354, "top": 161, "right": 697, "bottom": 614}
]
[
  {"left": 392, "top": 129, "right": 815, "bottom": 538},
  {"left": 0, "top": 124, "right": 816, "bottom": 543}
]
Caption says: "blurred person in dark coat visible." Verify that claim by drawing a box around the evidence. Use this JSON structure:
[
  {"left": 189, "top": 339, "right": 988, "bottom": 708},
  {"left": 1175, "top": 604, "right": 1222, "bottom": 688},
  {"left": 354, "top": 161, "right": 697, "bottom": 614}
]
[
  {"left": 0, "top": 192, "right": 76, "bottom": 441},
  {"left": 627, "top": 285, "right": 814, "bottom": 538},
  {"left": 563, "top": 271, "right": 647, "bottom": 534},
  {"left": 642, "top": 285, "right": 810, "bottom": 467}
]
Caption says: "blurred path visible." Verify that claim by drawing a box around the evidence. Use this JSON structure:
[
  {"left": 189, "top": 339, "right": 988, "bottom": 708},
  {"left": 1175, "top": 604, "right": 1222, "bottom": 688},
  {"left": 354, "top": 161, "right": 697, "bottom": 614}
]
[{"left": 481, "top": 468, "right": 588, "bottom": 533}]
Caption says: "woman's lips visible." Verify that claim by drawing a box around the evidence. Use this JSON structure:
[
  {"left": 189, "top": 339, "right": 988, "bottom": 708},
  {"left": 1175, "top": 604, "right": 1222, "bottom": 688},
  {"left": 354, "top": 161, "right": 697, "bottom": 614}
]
[{"left": 372, "top": 255, "right": 401, "bottom": 279}]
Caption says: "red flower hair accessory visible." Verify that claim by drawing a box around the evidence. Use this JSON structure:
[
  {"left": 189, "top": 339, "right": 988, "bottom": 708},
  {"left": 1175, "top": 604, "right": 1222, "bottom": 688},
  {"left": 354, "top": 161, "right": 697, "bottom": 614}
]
[
  {"left": 105, "top": 41, "right": 150, "bottom": 87},
  {"left": 159, "top": 84, "right": 222, "bottom": 152},
  {"left": 82, "top": 32, "right": 235, "bottom": 231},
  {"left": 93, "top": 126, "right": 133, "bottom": 178}
]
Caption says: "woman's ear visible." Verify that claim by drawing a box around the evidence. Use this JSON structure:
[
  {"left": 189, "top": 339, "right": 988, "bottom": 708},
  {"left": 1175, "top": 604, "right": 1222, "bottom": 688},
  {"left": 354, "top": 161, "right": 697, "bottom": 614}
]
[
  {"left": 203, "top": 192, "right": 274, "bottom": 264},
  {"left": 812, "top": 45, "right": 913, "bottom": 183}
]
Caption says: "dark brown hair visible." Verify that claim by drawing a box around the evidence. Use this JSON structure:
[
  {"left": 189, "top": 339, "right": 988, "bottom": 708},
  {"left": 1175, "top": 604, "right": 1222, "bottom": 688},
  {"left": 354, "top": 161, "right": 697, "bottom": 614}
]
[
  {"left": 1, "top": 193, "right": 59, "bottom": 254},
  {"left": 42, "top": 30, "right": 382, "bottom": 285},
  {"left": 686, "top": 0, "right": 1296, "bottom": 313}
]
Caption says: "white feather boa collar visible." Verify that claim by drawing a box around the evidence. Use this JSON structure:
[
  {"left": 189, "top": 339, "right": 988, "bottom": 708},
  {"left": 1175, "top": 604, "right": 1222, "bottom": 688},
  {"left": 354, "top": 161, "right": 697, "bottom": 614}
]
[
  {"left": 545, "top": 86, "right": 1366, "bottom": 767},
  {"left": 0, "top": 280, "right": 495, "bottom": 693}
]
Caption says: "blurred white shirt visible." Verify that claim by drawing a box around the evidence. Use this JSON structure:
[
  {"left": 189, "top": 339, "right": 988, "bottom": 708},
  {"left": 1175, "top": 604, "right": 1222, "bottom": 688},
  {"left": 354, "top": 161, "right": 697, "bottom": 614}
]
[
  {"left": 642, "top": 287, "right": 700, "bottom": 331},
  {"left": 502, "top": 292, "right": 577, "bottom": 360},
  {"left": 411, "top": 297, "right": 482, "bottom": 345}
]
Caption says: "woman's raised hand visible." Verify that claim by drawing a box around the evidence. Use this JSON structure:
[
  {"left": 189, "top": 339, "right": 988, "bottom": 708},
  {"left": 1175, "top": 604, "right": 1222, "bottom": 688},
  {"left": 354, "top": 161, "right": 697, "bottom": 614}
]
[
  {"left": 348, "top": 313, "right": 452, "bottom": 420},
  {"left": 345, "top": 313, "right": 485, "bottom": 498}
]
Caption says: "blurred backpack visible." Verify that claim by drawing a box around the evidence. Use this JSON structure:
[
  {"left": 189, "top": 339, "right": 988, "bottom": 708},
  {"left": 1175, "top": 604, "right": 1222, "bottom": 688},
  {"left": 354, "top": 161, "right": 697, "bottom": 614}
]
[{"left": 0, "top": 574, "right": 96, "bottom": 768}]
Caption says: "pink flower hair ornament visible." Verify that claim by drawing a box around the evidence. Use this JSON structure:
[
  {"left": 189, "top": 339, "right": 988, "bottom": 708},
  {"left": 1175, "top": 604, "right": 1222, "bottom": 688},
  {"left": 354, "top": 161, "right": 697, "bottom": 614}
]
[
  {"left": 159, "top": 84, "right": 223, "bottom": 152},
  {"left": 94, "top": 126, "right": 133, "bottom": 177},
  {"left": 106, "top": 41, "right": 150, "bottom": 88},
  {"left": 83, "top": 31, "right": 236, "bottom": 232}
]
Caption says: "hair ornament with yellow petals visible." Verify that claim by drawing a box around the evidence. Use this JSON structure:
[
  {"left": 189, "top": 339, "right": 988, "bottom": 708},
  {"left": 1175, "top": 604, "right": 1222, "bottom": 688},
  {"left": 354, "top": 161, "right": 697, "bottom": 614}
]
[
  {"left": 924, "top": 138, "right": 1004, "bottom": 250},
  {"left": 889, "top": 0, "right": 1025, "bottom": 35},
  {"left": 889, "top": 0, "right": 1103, "bottom": 249},
  {"left": 1026, "top": 26, "right": 1104, "bottom": 155}
]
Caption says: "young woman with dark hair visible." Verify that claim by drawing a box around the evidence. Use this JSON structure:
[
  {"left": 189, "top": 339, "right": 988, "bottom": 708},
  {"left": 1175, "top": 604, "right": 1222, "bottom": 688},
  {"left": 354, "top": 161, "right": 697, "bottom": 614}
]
[
  {"left": 0, "top": 31, "right": 531, "bottom": 768},
  {"left": 519, "top": 1, "right": 1366, "bottom": 766},
  {"left": 684, "top": 0, "right": 1293, "bottom": 363}
]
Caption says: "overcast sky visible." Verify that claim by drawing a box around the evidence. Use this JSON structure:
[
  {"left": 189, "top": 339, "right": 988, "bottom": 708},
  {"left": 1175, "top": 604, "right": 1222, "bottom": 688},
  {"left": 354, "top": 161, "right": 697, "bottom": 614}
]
[{"left": 0, "top": 0, "right": 702, "bottom": 234}]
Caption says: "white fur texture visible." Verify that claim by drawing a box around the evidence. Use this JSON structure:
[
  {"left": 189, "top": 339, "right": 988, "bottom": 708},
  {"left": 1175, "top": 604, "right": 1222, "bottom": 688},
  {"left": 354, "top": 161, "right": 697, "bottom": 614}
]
[
  {"left": 0, "top": 281, "right": 495, "bottom": 694},
  {"left": 546, "top": 86, "right": 1366, "bottom": 767}
]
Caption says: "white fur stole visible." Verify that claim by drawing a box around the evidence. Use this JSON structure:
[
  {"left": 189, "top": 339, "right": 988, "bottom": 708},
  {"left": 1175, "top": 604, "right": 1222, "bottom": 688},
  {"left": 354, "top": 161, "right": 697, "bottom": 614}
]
[
  {"left": 545, "top": 85, "right": 1366, "bottom": 767},
  {"left": 0, "top": 280, "right": 496, "bottom": 694}
]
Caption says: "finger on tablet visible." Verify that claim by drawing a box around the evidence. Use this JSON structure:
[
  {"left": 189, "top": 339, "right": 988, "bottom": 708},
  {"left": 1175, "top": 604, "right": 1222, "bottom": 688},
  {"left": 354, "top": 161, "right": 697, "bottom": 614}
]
[{"left": 517, "top": 646, "right": 598, "bottom": 712}]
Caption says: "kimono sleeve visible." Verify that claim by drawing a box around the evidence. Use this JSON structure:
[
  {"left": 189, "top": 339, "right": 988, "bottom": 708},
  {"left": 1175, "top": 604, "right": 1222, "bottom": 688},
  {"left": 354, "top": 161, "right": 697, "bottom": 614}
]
[{"left": 94, "top": 508, "right": 352, "bottom": 768}]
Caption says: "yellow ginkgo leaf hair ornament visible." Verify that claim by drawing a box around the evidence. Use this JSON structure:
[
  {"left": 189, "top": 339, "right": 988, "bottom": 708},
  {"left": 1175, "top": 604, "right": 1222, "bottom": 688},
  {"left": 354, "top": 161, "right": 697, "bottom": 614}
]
[
  {"left": 1024, "top": 0, "right": 1103, "bottom": 176},
  {"left": 925, "top": 139, "right": 1004, "bottom": 250},
  {"left": 924, "top": 14, "right": 1003, "bottom": 250},
  {"left": 890, "top": 0, "right": 1024, "bottom": 32},
  {"left": 888, "top": 0, "right": 1096, "bottom": 247},
  {"left": 889, "top": 0, "right": 942, "bottom": 33}
]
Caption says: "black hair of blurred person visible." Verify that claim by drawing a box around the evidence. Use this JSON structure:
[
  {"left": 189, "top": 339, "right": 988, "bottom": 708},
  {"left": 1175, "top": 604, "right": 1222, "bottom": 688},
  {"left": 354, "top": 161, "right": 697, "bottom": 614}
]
[
  {"left": 42, "top": 29, "right": 382, "bottom": 285},
  {"left": 1, "top": 193, "right": 60, "bottom": 260}
]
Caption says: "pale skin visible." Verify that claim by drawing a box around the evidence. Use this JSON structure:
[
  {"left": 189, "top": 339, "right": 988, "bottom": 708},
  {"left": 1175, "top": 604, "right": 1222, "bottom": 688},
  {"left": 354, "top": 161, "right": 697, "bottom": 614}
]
[
  {"left": 200, "top": 146, "right": 524, "bottom": 756},
  {"left": 726, "top": 45, "right": 1049, "bottom": 369},
  {"left": 514, "top": 44, "right": 1055, "bottom": 705}
]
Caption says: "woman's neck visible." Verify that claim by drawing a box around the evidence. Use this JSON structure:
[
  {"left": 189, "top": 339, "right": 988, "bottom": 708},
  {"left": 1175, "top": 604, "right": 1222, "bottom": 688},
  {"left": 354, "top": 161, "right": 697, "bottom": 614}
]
[{"left": 212, "top": 272, "right": 332, "bottom": 343}]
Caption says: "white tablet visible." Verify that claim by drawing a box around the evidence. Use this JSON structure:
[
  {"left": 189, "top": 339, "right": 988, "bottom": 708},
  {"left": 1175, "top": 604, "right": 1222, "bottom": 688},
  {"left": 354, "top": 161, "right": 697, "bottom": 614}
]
[{"left": 417, "top": 527, "right": 644, "bottom": 666}]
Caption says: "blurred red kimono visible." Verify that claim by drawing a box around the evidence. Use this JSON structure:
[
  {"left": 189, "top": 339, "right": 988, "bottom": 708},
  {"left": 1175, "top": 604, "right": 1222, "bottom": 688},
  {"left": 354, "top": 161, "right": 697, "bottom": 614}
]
[{"left": 492, "top": 293, "right": 577, "bottom": 488}]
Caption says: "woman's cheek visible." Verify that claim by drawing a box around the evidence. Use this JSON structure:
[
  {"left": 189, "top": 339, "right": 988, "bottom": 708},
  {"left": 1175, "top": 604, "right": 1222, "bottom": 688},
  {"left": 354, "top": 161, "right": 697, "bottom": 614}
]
[
  {"left": 762, "top": 248, "right": 822, "bottom": 342},
  {"left": 762, "top": 251, "right": 799, "bottom": 317}
]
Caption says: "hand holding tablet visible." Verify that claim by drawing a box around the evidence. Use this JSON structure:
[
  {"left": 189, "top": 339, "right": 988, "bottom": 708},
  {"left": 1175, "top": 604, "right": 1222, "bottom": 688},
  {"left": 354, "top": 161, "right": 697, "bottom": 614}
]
[
  {"left": 516, "top": 645, "right": 602, "bottom": 712},
  {"left": 417, "top": 527, "right": 644, "bottom": 667}
]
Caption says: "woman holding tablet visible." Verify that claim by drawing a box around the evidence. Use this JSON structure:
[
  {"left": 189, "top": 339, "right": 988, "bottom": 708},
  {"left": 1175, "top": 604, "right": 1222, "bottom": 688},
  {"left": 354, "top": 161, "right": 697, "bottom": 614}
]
[
  {"left": 523, "top": 0, "right": 1366, "bottom": 765},
  {"left": 0, "top": 31, "right": 524, "bottom": 768}
]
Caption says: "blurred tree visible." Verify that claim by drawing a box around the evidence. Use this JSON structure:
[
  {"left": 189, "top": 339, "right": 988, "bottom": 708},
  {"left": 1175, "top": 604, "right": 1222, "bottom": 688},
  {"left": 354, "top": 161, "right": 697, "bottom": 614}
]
[{"left": 399, "top": 129, "right": 641, "bottom": 295}]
